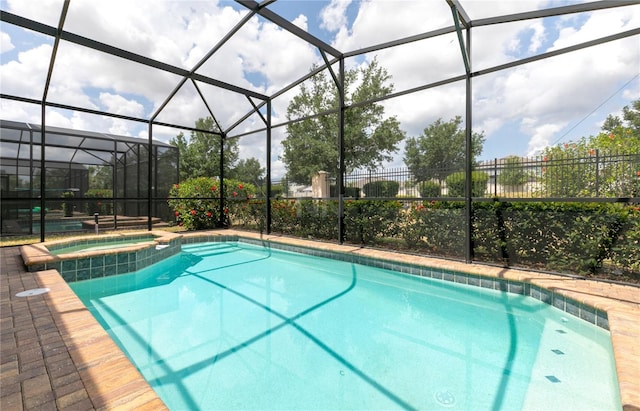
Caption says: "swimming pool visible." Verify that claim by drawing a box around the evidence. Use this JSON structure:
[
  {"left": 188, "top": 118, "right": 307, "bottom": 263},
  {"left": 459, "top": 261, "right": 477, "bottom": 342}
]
[{"left": 70, "top": 241, "right": 621, "bottom": 410}]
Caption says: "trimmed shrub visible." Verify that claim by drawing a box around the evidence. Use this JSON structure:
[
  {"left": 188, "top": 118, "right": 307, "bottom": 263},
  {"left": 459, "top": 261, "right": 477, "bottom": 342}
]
[
  {"left": 61, "top": 191, "right": 75, "bottom": 217},
  {"left": 446, "top": 171, "right": 489, "bottom": 197},
  {"left": 418, "top": 181, "right": 441, "bottom": 197},
  {"left": 362, "top": 180, "right": 400, "bottom": 198}
]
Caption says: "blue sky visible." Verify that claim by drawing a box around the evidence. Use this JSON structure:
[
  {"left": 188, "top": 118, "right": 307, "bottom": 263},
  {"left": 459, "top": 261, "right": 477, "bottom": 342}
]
[{"left": 1, "top": 0, "right": 639, "bottom": 176}]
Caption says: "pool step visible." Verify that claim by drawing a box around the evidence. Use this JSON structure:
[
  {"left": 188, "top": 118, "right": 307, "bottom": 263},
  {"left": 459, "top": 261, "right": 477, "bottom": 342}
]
[{"left": 182, "top": 242, "right": 239, "bottom": 257}]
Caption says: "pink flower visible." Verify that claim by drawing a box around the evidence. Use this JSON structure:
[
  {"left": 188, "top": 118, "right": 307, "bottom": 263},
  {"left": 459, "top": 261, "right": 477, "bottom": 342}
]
[
  {"left": 190, "top": 210, "right": 196, "bottom": 215},
  {"left": 206, "top": 211, "right": 212, "bottom": 217},
  {"left": 233, "top": 191, "right": 238, "bottom": 197},
  {"left": 175, "top": 211, "right": 180, "bottom": 216}
]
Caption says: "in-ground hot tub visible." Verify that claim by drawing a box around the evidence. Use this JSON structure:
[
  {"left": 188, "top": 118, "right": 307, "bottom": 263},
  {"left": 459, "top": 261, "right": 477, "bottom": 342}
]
[{"left": 20, "top": 231, "right": 182, "bottom": 282}]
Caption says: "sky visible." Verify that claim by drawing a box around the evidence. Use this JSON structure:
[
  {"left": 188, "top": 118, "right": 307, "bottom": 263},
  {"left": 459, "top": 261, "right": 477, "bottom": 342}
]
[{"left": 1, "top": 0, "right": 639, "bottom": 178}]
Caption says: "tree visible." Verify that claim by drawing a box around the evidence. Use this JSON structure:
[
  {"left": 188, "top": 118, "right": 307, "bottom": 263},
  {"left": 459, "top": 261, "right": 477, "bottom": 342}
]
[
  {"left": 87, "top": 165, "right": 113, "bottom": 190},
  {"left": 603, "top": 98, "right": 640, "bottom": 136},
  {"left": 230, "top": 158, "right": 265, "bottom": 186},
  {"left": 281, "top": 58, "right": 405, "bottom": 184},
  {"left": 403, "top": 116, "right": 485, "bottom": 183},
  {"left": 498, "top": 156, "right": 530, "bottom": 188},
  {"left": 170, "top": 117, "right": 239, "bottom": 181},
  {"left": 539, "top": 98, "right": 640, "bottom": 197}
]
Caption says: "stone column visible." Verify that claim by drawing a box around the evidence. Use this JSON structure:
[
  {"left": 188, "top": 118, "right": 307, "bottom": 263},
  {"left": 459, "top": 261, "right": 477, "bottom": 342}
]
[{"left": 312, "top": 171, "right": 329, "bottom": 198}]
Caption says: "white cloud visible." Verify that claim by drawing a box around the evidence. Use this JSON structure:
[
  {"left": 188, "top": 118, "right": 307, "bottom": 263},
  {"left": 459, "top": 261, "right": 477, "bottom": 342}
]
[
  {"left": 292, "top": 14, "right": 308, "bottom": 32},
  {"left": 528, "top": 21, "right": 546, "bottom": 53},
  {"left": 320, "top": 0, "right": 352, "bottom": 32},
  {"left": 333, "top": 0, "right": 451, "bottom": 52},
  {"left": 0, "top": 43, "right": 52, "bottom": 99},
  {"left": 467, "top": 5, "right": 640, "bottom": 157},
  {"left": 524, "top": 121, "right": 567, "bottom": 156},
  {"left": 1, "top": 32, "right": 14, "bottom": 53},
  {"left": 98, "top": 93, "right": 144, "bottom": 117},
  {"left": 6, "top": 0, "right": 66, "bottom": 27}
]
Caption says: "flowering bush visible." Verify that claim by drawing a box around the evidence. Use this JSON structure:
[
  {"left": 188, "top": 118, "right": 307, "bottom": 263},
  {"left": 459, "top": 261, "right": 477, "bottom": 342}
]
[{"left": 168, "top": 177, "right": 255, "bottom": 230}]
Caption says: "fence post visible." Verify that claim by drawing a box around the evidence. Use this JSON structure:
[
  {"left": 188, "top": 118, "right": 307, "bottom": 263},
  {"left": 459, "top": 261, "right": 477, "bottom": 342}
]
[
  {"left": 494, "top": 158, "right": 498, "bottom": 197},
  {"left": 595, "top": 149, "right": 600, "bottom": 197}
]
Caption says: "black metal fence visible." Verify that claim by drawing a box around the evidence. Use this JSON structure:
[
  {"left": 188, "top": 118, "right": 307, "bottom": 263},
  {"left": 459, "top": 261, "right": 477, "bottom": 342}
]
[{"left": 333, "top": 150, "right": 640, "bottom": 200}]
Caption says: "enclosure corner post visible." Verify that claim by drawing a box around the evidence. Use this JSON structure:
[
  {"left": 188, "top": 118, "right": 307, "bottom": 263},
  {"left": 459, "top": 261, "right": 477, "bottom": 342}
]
[
  {"left": 147, "top": 122, "right": 153, "bottom": 231},
  {"left": 464, "top": 25, "right": 473, "bottom": 263},
  {"left": 266, "top": 99, "right": 272, "bottom": 234},
  {"left": 219, "top": 133, "right": 226, "bottom": 227},
  {"left": 338, "top": 57, "right": 346, "bottom": 244}
]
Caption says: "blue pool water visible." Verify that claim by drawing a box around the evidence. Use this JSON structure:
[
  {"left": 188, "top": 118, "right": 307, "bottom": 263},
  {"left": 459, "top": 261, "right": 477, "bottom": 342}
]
[{"left": 70, "top": 242, "right": 621, "bottom": 410}]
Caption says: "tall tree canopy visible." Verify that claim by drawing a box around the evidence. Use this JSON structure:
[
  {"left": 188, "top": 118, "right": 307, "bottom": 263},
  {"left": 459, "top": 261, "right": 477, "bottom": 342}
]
[
  {"left": 602, "top": 98, "right": 640, "bottom": 136},
  {"left": 170, "top": 117, "right": 239, "bottom": 181},
  {"left": 403, "top": 116, "right": 485, "bottom": 183},
  {"left": 281, "top": 59, "right": 405, "bottom": 185},
  {"left": 229, "top": 158, "right": 265, "bottom": 186}
]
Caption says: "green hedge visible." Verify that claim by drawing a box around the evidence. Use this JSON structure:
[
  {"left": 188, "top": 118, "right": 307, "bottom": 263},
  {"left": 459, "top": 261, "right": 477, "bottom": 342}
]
[
  {"left": 344, "top": 200, "right": 402, "bottom": 244},
  {"left": 472, "top": 201, "right": 638, "bottom": 277},
  {"left": 228, "top": 197, "right": 640, "bottom": 280},
  {"left": 400, "top": 201, "right": 466, "bottom": 258}
]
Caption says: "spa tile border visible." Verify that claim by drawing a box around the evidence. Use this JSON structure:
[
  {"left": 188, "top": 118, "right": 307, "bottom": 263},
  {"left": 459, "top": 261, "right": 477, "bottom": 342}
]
[{"left": 20, "top": 231, "right": 181, "bottom": 282}]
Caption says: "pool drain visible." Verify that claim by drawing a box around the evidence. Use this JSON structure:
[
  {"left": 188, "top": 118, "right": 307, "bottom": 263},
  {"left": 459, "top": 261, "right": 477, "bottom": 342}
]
[
  {"left": 16, "top": 288, "right": 50, "bottom": 297},
  {"left": 434, "top": 390, "right": 455, "bottom": 407}
]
